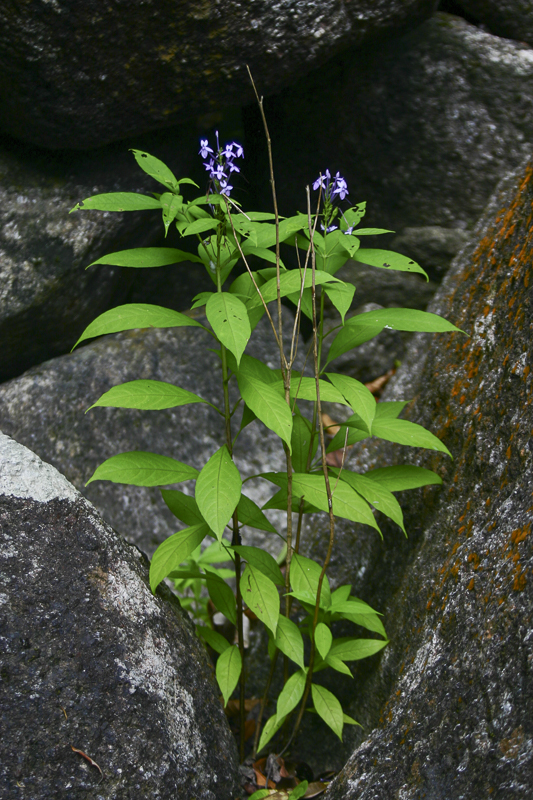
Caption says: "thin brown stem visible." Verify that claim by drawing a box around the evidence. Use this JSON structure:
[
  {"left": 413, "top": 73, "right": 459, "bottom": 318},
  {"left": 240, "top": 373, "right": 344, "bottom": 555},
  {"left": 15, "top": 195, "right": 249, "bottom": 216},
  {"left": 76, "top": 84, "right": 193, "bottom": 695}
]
[{"left": 252, "top": 649, "right": 280, "bottom": 758}]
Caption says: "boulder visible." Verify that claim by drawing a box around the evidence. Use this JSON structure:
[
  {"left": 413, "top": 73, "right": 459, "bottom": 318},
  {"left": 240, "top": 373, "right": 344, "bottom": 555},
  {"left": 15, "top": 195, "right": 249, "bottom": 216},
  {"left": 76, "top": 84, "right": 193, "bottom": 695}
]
[
  {"left": 0, "top": 432, "right": 238, "bottom": 799},
  {"left": 449, "top": 0, "right": 533, "bottom": 46},
  {"left": 0, "top": 1, "right": 437, "bottom": 149},
  {"left": 314, "top": 158, "right": 533, "bottom": 795},
  {"left": 0, "top": 315, "right": 296, "bottom": 556},
  {"left": 245, "top": 13, "right": 533, "bottom": 236},
  {"left": 0, "top": 130, "right": 201, "bottom": 382}
]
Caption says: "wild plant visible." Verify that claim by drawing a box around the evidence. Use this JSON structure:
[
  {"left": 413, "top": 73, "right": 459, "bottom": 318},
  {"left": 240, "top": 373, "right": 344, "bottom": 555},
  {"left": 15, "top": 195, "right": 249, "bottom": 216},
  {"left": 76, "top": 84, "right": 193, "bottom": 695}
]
[{"left": 70, "top": 93, "right": 460, "bottom": 764}]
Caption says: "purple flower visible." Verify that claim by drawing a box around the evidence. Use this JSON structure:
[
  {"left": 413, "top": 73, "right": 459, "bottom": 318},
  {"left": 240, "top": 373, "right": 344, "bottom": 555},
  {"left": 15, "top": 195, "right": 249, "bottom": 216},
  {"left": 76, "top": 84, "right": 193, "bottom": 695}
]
[
  {"left": 199, "top": 139, "right": 213, "bottom": 159},
  {"left": 320, "top": 223, "right": 338, "bottom": 233}
]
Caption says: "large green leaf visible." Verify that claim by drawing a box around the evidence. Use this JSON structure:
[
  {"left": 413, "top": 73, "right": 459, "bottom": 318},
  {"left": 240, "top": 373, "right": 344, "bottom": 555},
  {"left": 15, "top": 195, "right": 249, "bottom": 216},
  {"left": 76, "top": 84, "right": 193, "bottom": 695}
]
[
  {"left": 88, "top": 380, "right": 207, "bottom": 411},
  {"left": 160, "top": 192, "right": 184, "bottom": 235},
  {"left": 131, "top": 149, "right": 180, "bottom": 191},
  {"left": 70, "top": 192, "right": 161, "bottom": 212},
  {"left": 161, "top": 489, "right": 206, "bottom": 526},
  {"left": 86, "top": 451, "right": 198, "bottom": 486},
  {"left": 326, "top": 373, "right": 376, "bottom": 433},
  {"left": 291, "top": 414, "right": 318, "bottom": 473},
  {"left": 257, "top": 713, "right": 287, "bottom": 753},
  {"left": 237, "top": 373, "right": 292, "bottom": 451},
  {"left": 371, "top": 418, "right": 452, "bottom": 457},
  {"left": 274, "top": 616, "right": 305, "bottom": 669},
  {"left": 195, "top": 446, "right": 242, "bottom": 540},
  {"left": 196, "top": 625, "right": 230, "bottom": 655},
  {"left": 291, "top": 473, "right": 380, "bottom": 531},
  {"left": 323, "top": 282, "right": 355, "bottom": 323},
  {"left": 374, "top": 401, "right": 410, "bottom": 420},
  {"left": 289, "top": 377, "right": 346, "bottom": 405},
  {"left": 325, "top": 320, "right": 383, "bottom": 367},
  {"left": 89, "top": 247, "right": 202, "bottom": 268},
  {"left": 247, "top": 269, "right": 340, "bottom": 309},
  {"left": 206, "top": 292, "right": 251, "bottom": 366},
  {"left": 232, "top": 546, "right": 284, "bottom": 586},
  {"left": 290, "top": 553, "right": 331, "bottom": 610},
  {"left": 325, "top": 424, "right": 369, "bottom": 454},
  {"left": 333, "top": 469, "right": 405, "bottom": 533},
  {"left": 184, "top": 217, "right": 220, "bottom": 236},
  {"left": 240, "top": 563, "right": 280, "bottom": 635},
  {"left": 236, "top": 494, "right": 277, "bottom": 534},
  {"left": 350, "top": 307, "right": 462, "bottom": 333},
  {"left": 314, "top": 622, "right": 333, "bottom": 660},
  {"left": 276, "top": 669, "right": 306, "bottom": 722},
  {"left": 216, "top": 645, "right": 242, "bottom": 705},
  {"left": 149, "top": 523, "right": 209, "bottom": 591},
  {"left": 73, "top": 303, "right": 205, "bottom": 349},
  {"left": 311, "top": 684, "right": 343, "bottom": 740},
  {"left": 353, "top": 249, "right": 428, "bottom": 279},
  {"left": 329, "top": 637, "right": 388, "bottom": 661},
  {"left": 205, "top": 568, "right": 237, "bottom": 624},
  {"left": 364, "top": 465, "right": 442, "bottom": 491}
]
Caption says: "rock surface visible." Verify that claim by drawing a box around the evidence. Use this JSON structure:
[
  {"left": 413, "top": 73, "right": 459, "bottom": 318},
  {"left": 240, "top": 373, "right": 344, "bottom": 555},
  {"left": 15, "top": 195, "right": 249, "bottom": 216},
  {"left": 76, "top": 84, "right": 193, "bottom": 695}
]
[
  {"left": 0, "top": 432, "right": 238, "bottom": 799},
  {"left": 450, "top": 0, "right": 533, "bottom": 46},
  {"left": 0, "top": 130, "right": 199, "bottom": 382},
  {"left": 0, "top": 315, "right": 295, "bottom": 556},
  {"left": 0, "top": 0, "right": 437, "bottom": 149},
  {"left": 315, "top": 159, "right": 533, "bottom": 796},
  {"left": 246, "top": 12, "right": 533, "bottom": 235}
]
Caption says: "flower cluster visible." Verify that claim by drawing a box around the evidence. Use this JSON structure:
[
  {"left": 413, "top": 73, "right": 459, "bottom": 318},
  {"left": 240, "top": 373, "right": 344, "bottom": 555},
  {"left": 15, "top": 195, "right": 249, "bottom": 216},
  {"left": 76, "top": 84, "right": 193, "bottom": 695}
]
[
  {"left": 199, "top": 132, "right": 243, "bottom": 197},
  {"left": 313, "top": 169, "right": 349, "bottom": 232}
]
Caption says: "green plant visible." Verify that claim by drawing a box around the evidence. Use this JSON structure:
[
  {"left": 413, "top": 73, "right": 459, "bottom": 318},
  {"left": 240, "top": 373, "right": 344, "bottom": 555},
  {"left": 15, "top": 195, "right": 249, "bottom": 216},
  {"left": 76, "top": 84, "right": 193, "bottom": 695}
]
[{"left": 70, "top": 96, "right": 461, "bottom": 763}]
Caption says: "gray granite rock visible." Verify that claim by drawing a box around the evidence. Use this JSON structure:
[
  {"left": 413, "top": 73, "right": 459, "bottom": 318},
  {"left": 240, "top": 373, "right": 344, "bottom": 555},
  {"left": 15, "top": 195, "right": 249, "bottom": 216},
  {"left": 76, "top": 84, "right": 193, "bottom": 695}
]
[
  {"left": 0, "top": 131, "right": 199, "bottom": 382},
  {"left": 450, "top": 0, "right": 533, "bottom": 46},
  {"left": 0, "top": 432, "right": 238, "bottom": 799},
  {"left": 313, "top": 158, "right": 533, "bottom": 796},
  {"left": 0, "top": 314, "right": 295, "bottom": 556},
  {"left": 389, "top": 225, "right": 471, "bottom": 281},
  {"left": 0, "top": 0, "right": 437, "bottom": 149},
  {"left": 247, "top": 12, "right": 533, "bottom": 235}
]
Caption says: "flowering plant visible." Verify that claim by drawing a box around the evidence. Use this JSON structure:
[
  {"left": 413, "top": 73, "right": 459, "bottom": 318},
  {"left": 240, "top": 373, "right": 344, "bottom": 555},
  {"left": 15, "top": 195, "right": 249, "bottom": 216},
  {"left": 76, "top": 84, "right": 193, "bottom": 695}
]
[{"left": 70, "top": 108, "right": 461, "bottom": 770}]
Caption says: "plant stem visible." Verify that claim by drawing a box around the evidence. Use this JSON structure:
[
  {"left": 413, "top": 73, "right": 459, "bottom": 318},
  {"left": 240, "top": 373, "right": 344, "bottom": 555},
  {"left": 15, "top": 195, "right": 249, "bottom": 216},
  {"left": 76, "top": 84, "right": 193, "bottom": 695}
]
[{"left": 252, "top": 649, "right": 280, "bottom": 759}]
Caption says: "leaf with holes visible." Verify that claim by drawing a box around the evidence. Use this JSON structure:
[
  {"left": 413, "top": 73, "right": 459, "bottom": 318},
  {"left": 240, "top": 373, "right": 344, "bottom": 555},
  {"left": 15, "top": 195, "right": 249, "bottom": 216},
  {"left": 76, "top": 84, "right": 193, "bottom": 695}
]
[{"left": 131, "top": 149, "right": 180, "bottom": 191}]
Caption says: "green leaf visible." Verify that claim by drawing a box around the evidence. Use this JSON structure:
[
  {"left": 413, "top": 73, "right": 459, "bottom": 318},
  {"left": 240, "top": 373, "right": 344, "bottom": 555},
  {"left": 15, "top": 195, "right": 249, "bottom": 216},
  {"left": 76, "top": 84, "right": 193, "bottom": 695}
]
[
  {"left": 247, "top": 269, "right": 340, "bottom": 309},
  {"left": 197, "top": 625, "right": 230, "bottom": 655},
  {"left": 325, "top": 655, "right": 353, "bottom": 677},
  {"left": 326, "top": 373, "right": 376, "bottom": 433},
  {"left": 236, "top": 494, "right": 277, "bottom": 534},
  {"left": 161, "top": 489, "right": 206, "bottom": 527},
  {"left": 343, "top": 713, "right": 362, "bottom": 727},
  {"left": 236, "top": 354, "right": 282, "bottom": 386},
  {"left": 353, "top": 249, "right": 428, "bottom": 279},
  {"left": 323, "top": 282, "right": 355, "bottom": 323},
  {"left": 86, "top": 451, "right": 198, "bottom": 487},
  {"left": 73, "top": 303, "right": 205, "bottom": 349},
  {"left": 248, "top": 791, "right": 271, "bottom": 800},
  {"left": 205, "top": 568, "right": 237, "bottom": 625},
  {"left": 291, "top": 414, "right": 318, "bottom": 473},
  {"left": 195, "top": 446, "right": 242, "bottom": 540},
  {"left": 311, "top": 684, "right": 343, "bottom": 740},
  {"left": 288, "top": 781, "right": 309, "bottom": 800},
  {"left": 232, "top": 546, "right": 284, "bottom": 585},
  {"left": 149, "top": 523, "right": 209, "bottom": 591},
  {"left": 206, "top": 292, "right": 251, "bottom": 366},
  {"left": 130, "top": 149, "right": 179, "bottom": 191},
  {"left": 70, "top": 192, "right": 161, "bottom": 212},
  {"left": 350, "top": 228, "right": 394, "bottom": 235},
  {"left": 326, "top": 424, "right": 369, "bottom": 454},
  {"left": 345, "top": 612, "right": 387, "bottom": 638},
  {"left": 364, "top": 465, "right": 443, "bottom": 491},
  {"left": 184, "top": 217, "right": 220, "bottom": 236},
  {"left": 274, "top": 615, "right": 305, "bottom": 669},
  {"left": 289, "top": 377, "right": 346, "bottom": 405},
  {"left": 329, "top": 595, "right": 380, "bottom": 616},
  {"left": 325, "top": 320, "right": 383, "bottom": 367},
  {"left": 329, "top": 637, "right": 388, "bottom": 661},
  {"left": 239, "top": 404, "right": 257, "bottom": 432},
  {"left": 160, "top": 192, "right": 183, "bottom": 235},
  {"left": 374, "top": 401, "right": 410, "bottom": 420},
  {"left": 276, "top": 669, "right": 306, "bottom": 721},
  {"left": 290, "top": 553, "right": 331, "bottom": 609},
  {"left": 257, "top": 713, "right": 286, "bottom": 753},
  {"left": 240, "top": 563, "right": 280, "bottom": 635},
  {"left": 216, "top": 645, "right": 242, "bottom": 705},
  {"left": 237, "top": 373, "right": 293, "bottom": 451},
  {"left": 89, "top": 247, "right": 202, "bottom": 269},
  {"left": 88, "top": 380, "right": 207, "bottom": 411},
  {"left": 197, "top": 539, "right": 233, "bottom": 564},
  {"left": 352, "top": 307, "right": 463, "bottom": 333},
  {"left": 333, "top": 469, "right": 405, "bottom": 533},
  {"left": 315, "top": 622, "right": 333, "bottom": 660},
  {"left": 291, "top": 473, "right": 380, "bottom": 531},
  {"left": 371, "top": 418, "right": 452, "bottom": 457}
]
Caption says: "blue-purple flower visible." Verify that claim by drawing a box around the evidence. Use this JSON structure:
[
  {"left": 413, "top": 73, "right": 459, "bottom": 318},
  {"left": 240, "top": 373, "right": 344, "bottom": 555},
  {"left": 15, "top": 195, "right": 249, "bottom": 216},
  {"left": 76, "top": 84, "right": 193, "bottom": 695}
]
[
  {"left": 199, "top": 133, "right": 243, "bottom": 197},
  {"left": 313, "top": 169, "right": 348, "bottom": 203}
]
